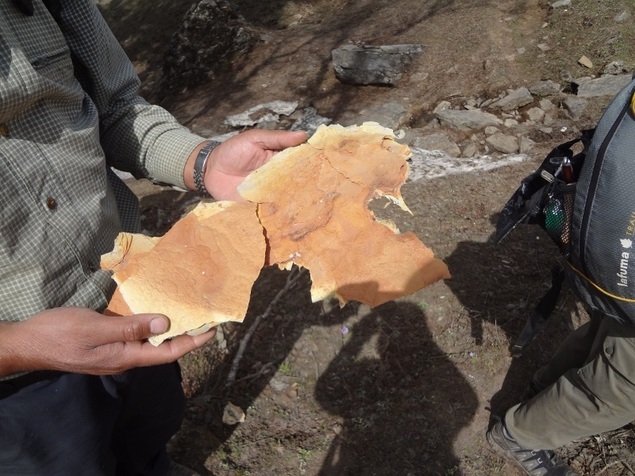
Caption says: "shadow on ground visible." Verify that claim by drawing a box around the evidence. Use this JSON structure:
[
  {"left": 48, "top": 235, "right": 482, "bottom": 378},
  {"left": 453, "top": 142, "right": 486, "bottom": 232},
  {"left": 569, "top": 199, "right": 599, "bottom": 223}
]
[
  {"left": 314, "top": 300, "right": 478, "bottom": 475},
  {"left": 443, "top": 216, "right": 586, "bottom": 423},
  {"left": 169, "top": 258, "right": 480, "bottom": 474}
]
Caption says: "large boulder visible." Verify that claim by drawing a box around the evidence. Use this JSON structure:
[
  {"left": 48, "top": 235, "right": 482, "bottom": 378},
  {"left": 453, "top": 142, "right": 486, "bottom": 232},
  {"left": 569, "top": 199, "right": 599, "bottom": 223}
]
[
  {"left": 162, "top": 0, "right": 258, "bottom": 91},
  {"left": 332, "top": 44, "right": 423, "bottom": 86}
]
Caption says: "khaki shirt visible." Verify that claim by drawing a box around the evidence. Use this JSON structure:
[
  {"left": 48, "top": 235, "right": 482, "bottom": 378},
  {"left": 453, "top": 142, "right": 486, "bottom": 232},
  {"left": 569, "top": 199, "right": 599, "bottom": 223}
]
[{"left": 0, "top": 0, "right": 204, "bottom": 322}]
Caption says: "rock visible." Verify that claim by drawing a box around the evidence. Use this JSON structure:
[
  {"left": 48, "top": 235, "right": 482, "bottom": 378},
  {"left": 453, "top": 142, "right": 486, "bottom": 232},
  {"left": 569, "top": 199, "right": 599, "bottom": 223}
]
[
  {"left": 411, "top": 133, "right": 461, "bottom": 157},
  {"left": 526, "top": 107, "right": 545, "bottom": 123},
  {"left": 484, "top": 126, "right": 500, "bottom": 135},
  {"left": 543, "top": 114, "right": 556, "bottom": 127},
  {"left": 576, "top": 74, "right": 632, "bottom": 97},
  {"left": 519, "top": 136, "right": 536, "bottom": 154},
  {"left": 461, "top": 143, "right": 479, "bottom": 158},
  {"left": 488, "top": 87, "right": 533, "bottom": 112},
  {"left": 340, "top": 101, "right": 409, "bottom": 129},
  {"left": 504, "top": 118, "right": 519, "bottom": 128},
  {"left": 539, "top": 98, "right": 556, "bottom": 111},
  {"left": 290, "top": 107, "right": 332, "bottom": 137},
  {"left": 465, "top": 98, "right": 480, "bottom": 108},
  {"left": 433, "top": 101, "right": 452, "bottom": 113},
  {"left": 224, "top": 101, "right": 299, "bottom": 127},
  {"left": 578, "top": 55, "right": 593, "bottom": 69},
  {"left": 485, "top": 133, "right": 519, "bottom": 154},
  {"left": 162, "top": 0, "right": 258, "bottom": 91},
  {"left": 435, "top": 109, "right": 501, "bottom": 131},
  {"left": 215, "top": 325, "right": 227, "bottom": 351},
  {"left": 332, "top": 44, "right": 424, "bottom": 85},
  {"left": 529, "top": 80, "right": 562, "bottom": 96},
  {"left": 603, "top": 61, "right": 628, "bottom": 76},
  {"left": 574, "top": 75, "right": 594, "bottom": 85},
  {"left": 562, "top": 97, "right": 588, "bottom": 119},
  {"left": 222, "top": 402, "right": 246, "bottom": 425},
  {"left": 550, "top": 0, "right": 571, "bottom": 8}
]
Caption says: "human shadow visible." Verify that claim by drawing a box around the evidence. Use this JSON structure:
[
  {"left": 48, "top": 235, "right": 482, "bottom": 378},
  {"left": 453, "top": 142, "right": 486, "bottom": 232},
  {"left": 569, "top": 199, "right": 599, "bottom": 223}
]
[
  {"left": 167, "top": 264, "right": 364, "bottom": 473},
  {"left": 160, "top": 232, "right": 476, "bottom": 474},
  {"left": 313, "top": 300, "right": 479, "bottom": 475}
]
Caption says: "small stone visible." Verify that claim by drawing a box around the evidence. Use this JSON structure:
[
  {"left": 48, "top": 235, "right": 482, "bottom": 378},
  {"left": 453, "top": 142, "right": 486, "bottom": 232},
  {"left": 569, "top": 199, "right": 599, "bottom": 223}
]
[
  {"left": 484, "top": 126, "right": 500, "bottom": 135},
  {"left": 578, "top": 56, "right": 593, "bottom": 69},
  {"left": 526, "top": 107, "right": 545, "bottom": 123},
  {"left": 551, "top": 0, "right": 571, "bottom": 8},
  {"left": 485, "top": 133, "right": 519, "bottom": 154},
  {"left": 519, "top": 137, "right": 536, "bottom": 154},
  {"left": 222, "top": 402, "right": 246, "bottom": 425},
  {"left": 433, "top": 101, "right": 451, "bottom": 113},
  {"left": 461, "top": 143, "right": 478, "bottom": 158},
  {"left": 504, "top": 119, "right": 519, "bottom": 128},
  {"left": 603, "top": 61, "right": 627, "bottom": 76}
]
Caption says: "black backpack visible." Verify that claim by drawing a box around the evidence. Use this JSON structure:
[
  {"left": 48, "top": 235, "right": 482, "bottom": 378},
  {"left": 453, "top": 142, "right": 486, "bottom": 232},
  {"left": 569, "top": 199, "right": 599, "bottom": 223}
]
[{"left": 497, "top": 75, "right": 635, "bottom": 354}]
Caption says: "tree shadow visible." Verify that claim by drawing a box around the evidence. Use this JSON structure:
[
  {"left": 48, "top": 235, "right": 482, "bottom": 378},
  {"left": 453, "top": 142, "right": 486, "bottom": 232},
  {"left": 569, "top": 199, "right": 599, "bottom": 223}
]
[
  {"left": 96, "top": 0, "right": 544, "bottom": 471},
  {"left": 164, "top": 248, "right": 476, "bottom": 474},
  {"left": 169, "top": 266, "right": 362, "bottom": 473},
  {"left": 98, "top": 0, "right": 537, "bottom": 131}
]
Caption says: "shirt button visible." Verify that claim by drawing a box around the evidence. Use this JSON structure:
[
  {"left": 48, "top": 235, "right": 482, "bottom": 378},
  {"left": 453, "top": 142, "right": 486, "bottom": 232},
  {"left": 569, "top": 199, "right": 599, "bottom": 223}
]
[
  {"left": 0, "top": 124, "right": 8, "bottom": 136},
  {"left": 46, "top": 197, "right": 58, "bottom": 210}
]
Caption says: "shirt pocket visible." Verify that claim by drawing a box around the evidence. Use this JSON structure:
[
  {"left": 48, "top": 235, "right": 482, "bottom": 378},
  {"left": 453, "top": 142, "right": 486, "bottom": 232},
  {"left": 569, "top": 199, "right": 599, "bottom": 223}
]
[{"left": 0, "top": 13, "right": 76, "bottom": 122}]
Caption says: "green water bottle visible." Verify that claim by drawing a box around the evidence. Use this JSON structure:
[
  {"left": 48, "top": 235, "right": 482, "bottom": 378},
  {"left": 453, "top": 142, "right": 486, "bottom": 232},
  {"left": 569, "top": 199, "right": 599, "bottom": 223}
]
[{"left": 544, "top": 197, "right": 564, "bottom": 239}]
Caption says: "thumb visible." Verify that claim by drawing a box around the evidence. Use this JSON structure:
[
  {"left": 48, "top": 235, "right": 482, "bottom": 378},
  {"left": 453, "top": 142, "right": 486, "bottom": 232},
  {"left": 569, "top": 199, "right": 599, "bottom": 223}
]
[
  {"left": 102, "top": 314, "right": 170, "bottom": 343},
  {"left": 251, "top": 129, "right": 308, "bottom": 151}
]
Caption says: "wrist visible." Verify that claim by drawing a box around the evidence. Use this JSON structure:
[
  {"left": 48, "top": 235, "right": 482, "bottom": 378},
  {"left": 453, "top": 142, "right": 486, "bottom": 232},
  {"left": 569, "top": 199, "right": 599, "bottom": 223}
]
[{"left": 192, "top": 140, "right": 220, "bottom": 196}]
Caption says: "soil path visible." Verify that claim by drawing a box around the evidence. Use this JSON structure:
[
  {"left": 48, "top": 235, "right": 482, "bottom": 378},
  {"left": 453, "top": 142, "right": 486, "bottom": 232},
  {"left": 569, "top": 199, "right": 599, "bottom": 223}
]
[{"left": 100, "top": 1, "right": 635, "bottom": 474}]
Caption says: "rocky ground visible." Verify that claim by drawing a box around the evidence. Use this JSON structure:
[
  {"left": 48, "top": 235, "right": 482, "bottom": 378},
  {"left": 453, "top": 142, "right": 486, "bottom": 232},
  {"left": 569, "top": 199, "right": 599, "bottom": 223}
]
[{"left": 100, "top": 0, "right": 635, "bottom": 474}]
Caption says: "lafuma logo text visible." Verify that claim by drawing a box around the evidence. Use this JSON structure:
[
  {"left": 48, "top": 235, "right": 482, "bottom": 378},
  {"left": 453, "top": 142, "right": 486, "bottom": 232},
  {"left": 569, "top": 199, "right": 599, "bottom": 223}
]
[{"left": 617, "top": 238, "right": 633, "bottom": 288}]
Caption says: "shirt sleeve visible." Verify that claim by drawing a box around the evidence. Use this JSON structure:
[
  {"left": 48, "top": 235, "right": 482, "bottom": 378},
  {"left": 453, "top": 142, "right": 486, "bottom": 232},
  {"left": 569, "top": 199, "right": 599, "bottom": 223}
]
[{"left": 54, "top": 0, "right": 203, "bottom": 189}]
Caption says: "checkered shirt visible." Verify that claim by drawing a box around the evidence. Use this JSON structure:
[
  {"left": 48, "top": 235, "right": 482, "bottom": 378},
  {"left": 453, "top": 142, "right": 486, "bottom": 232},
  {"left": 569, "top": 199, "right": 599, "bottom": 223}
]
[{"left": 0, "top": 0, "right": 205, "bottom": 323}]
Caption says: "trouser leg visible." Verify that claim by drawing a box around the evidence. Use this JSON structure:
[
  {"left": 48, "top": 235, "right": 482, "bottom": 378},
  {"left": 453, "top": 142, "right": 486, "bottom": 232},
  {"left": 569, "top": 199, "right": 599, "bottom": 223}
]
[
  {"left": 112, "top": 363, "right": 185, "bottom": 476},
  {"left": 0, "top": 363, "right": 184, "bottom": 476},
  {"left": 530, "top": 312, "right": 602, "bottom": 391},
  {"left": 505, "top": 315, "right": 635, "bottom": 449},
  {"left": 0, "top": 371, "right": 121, "bottom": 475}
]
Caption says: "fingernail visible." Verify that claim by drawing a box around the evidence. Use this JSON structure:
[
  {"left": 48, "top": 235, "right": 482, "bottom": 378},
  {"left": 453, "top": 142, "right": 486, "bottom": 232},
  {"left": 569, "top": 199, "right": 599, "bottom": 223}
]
[{"left": 150, "top": 317, "right": 168, "bottom": 334}]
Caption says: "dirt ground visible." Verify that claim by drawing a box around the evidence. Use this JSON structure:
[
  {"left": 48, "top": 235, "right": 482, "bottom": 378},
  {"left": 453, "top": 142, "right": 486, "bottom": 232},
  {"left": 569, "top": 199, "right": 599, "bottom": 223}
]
[{"left": 99, "top": 1, "right": 635, "bottom": 474}]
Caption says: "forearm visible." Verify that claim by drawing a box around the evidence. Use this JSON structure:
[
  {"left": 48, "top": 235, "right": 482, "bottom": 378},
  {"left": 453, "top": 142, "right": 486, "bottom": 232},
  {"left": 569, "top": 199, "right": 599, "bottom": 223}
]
[
  {"left": 0, "top": 308, "right": 215, "bottom": 378},
  {"left": 0, "top": 321, "right": 35, "bottom": 377},
  {"left": 56, "top": 0, "right": 206, "bottom": 188},
  {"left": 101, "top": 104, "right": 207, "bottom": 188}
]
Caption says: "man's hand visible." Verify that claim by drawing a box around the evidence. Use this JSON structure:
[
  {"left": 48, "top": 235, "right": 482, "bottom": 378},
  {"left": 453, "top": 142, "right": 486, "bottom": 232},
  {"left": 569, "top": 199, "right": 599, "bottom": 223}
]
[
  {"left": 0, "top": 307, "right": 215, "bottom": 377},
  {"left": 204, "top": 129, "right": 307, "bottom": 201}
]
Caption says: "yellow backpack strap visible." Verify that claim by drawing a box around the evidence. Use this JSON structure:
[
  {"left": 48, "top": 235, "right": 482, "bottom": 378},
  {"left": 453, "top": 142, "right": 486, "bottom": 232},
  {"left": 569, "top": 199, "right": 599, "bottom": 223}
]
[{"left": 566, "top": 260, "right": 635, "bottom": 303}]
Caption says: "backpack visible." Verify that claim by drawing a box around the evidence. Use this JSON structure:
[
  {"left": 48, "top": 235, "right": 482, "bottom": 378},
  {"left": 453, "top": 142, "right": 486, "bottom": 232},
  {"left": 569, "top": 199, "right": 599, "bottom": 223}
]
[{"left": 496, "top": 74, "right": 635, "bottom": 354}]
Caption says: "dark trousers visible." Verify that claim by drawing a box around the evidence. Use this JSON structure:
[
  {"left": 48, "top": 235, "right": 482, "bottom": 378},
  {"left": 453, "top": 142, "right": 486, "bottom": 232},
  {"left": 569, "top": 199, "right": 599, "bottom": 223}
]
[{"left": 0, "top": 363, "right": 185, "bottom": 476}]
